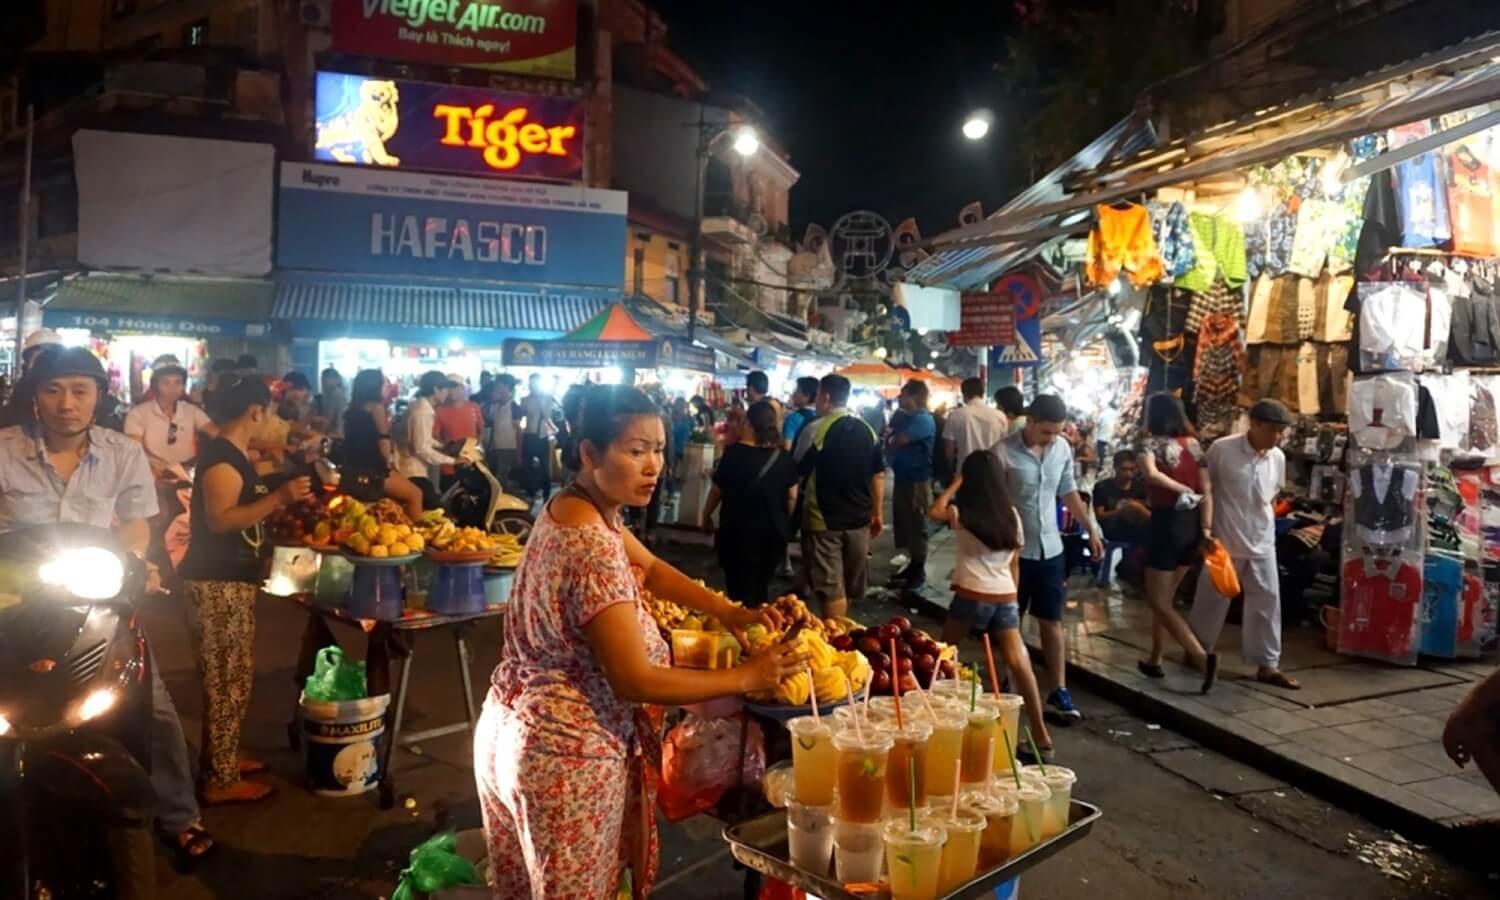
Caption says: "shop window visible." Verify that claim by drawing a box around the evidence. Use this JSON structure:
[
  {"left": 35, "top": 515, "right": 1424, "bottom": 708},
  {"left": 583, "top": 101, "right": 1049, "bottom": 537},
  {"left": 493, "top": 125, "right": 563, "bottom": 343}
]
[
  {"left": 183, "top": 18, "right": 209, "bottom": 47},
  {"left": 633, "top": 247, "right": 645, "bottom": 296}
]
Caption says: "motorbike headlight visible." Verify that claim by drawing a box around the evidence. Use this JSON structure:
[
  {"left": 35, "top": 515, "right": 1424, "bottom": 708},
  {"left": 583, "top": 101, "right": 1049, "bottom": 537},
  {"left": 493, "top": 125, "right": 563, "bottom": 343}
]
[
  {"left": 77, "top": 688, "right": 117, "bottom": 723},
  {"left": 38, "top": 546, "right": 125, "bottom": 601}
]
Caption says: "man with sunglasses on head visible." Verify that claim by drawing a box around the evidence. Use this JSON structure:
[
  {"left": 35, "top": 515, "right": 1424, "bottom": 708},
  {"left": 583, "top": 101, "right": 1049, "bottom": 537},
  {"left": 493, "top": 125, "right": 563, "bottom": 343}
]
[
  {"left": 0, "top": 346, "right": 218, "bottom": 866},
  {"left": 125, "top": 362, "right": 218, "bottom": 477}
]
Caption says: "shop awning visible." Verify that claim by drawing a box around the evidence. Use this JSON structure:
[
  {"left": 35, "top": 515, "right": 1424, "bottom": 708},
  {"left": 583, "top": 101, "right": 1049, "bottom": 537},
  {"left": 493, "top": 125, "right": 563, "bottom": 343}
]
[
  {"left": 916, "top": 29, "right": 1500, "bottom": 272},
  {"left": 272, "top": 276, "right": 612, "bottom": 340},
  {"left": 43, "top": 274, "right": 274, "bottom": 338}
]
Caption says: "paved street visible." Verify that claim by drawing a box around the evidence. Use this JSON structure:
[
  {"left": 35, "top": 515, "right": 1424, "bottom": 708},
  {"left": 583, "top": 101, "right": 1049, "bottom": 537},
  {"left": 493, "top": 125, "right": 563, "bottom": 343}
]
[{"left": 135, "top": 524, "right": 1494, "bottom": 899}]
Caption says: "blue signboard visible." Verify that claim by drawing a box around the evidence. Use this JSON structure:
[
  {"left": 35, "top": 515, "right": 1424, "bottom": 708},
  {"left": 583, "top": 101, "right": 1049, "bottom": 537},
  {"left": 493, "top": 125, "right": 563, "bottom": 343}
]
[{"left": 276, "top": 163, "right": 626, "bottom": 289}]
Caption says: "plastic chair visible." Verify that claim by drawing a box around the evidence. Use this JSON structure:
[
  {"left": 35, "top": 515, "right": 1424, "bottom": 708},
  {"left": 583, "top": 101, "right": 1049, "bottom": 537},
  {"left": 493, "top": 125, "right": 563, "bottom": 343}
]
[{"left": 1094, "top": 539, "right": 1133, "bottom": 586}]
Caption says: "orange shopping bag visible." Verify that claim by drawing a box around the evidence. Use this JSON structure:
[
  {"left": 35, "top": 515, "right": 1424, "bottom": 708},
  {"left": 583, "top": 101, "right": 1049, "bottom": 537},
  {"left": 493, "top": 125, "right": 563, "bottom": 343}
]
[{"left": 1202, "top": 539, "right": 1241, "bottom": 598}]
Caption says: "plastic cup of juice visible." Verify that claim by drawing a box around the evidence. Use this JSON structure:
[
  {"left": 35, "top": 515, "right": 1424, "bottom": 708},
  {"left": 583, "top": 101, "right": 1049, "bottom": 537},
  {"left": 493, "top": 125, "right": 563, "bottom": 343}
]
[
  {"left": 961, "top": 704, "right": 1001, "bottom": 785},
  {"left": 885, "top": 719, "right": 934, "bottom": 811},
  {"left": 882, "top": 820, "right": 946, "bottom": 900},
  {"left": 1021, "top": 765, "right": 1076, "bottom": 838},
  {"left": 923, "top": 706, "right": 968, "bottom": 802},
  {"left": 833, "top": 729, "right": 894, "bottom": 824},
  {"left": 962, "top": 788, "right": 1019, "bottom": 870},
  {"left": 788, "top": 716, "right": 837, "bottom": 806},
  {"left": 833, "top": 819, "right": 884, "bottom": 884},
  {"left": 1008, "top": 782, "right": 1052, "bottom": 857},
  {"left": 985, "top": 694, "right": 1025, "bottom": 775},
  {"left": 786, "top": 800, "right": 835, "bottom": 875},
  {"left": 835, "top": 704, "right": 887, "bottom": 729},
  {"left": 925, "top": 807, "right": 986, "bottom": 894}
]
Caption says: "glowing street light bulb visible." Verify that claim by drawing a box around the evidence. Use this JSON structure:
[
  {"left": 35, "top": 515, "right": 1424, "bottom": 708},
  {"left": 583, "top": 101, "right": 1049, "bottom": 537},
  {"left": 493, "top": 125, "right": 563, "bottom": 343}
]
[
  {"left": 732, "top": 126, "right": 759, "bottom": 157},
  {"left": 962, "top": 115, "right": 991, "bottom": 141}
]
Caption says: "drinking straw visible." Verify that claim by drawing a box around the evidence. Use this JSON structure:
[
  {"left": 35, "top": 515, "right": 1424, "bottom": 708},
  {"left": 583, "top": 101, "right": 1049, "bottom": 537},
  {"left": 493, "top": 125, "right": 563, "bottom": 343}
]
[
  {"left": 908, "top": 757, "right": 917, "bottom": 832},
  {"left": 916, "top": 682, "right": 937, "bottom": 719},
  {"left": 843, "top": 670, "right": 863, "bottom": 741},
  {"left": 889, "top": 638, "right": 904, "bottom": 730},
  {"left": 1023, "top": 726, "right": 1049, "bottom": 775},
  {"left": 951, "top": 760, "right": 962, "bottom": 819},
  {"left": 807, "top": 666, "right": 820, "bottom": 725},
  {"left": 982, "top": 633, "right": 1003, "bottom": 697},
  {"left": 1002, "top": 731, "right": 1023, "bottom": 790},
  {"left": 968, "top": 664, "right": 978, "bottom": 713}
]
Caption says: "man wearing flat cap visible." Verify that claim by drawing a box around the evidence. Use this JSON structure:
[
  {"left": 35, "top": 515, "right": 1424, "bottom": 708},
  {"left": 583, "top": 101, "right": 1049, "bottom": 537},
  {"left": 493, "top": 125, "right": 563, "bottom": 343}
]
[{"left": 1190, "top": 399, "right": 1300, "bottom": 690}]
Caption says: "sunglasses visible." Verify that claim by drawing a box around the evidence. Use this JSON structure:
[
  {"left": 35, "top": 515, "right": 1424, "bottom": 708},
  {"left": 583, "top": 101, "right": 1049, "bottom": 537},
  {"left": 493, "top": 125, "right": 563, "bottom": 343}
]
[{"left": 167, "top": 422, "right": 179, "bottom": 446}]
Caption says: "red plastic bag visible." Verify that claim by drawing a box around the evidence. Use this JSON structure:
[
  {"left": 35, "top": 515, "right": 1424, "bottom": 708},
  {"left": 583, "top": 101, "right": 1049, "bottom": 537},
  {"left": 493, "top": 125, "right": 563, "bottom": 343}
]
[
  {"left": 1202, "top": 539, "right": 1241, "bottom": 598},
  {"left": 658, "top": 713, "right": 765, "bottom": 822}
]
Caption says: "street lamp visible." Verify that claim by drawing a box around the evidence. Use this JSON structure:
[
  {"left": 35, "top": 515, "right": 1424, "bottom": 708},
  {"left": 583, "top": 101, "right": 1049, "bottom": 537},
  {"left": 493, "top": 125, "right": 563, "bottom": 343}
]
[
  {"left": 689, "top": 119, "right": 759, "bottom": 341},
  {"left": 962, "top": 111, "right": 992, "bottom": 141}
]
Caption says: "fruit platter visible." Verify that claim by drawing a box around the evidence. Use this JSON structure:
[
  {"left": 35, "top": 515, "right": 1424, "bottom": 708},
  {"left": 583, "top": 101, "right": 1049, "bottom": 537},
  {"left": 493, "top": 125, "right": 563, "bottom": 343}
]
[
  {"left": 421, "top": 516, "right": 505, "bottom": 564},
  {"left": 332, "top": 498, "right": 426, "bottom": 561},
  {"left": 835, "top": 614, "right": 957, "bottom": 695}
]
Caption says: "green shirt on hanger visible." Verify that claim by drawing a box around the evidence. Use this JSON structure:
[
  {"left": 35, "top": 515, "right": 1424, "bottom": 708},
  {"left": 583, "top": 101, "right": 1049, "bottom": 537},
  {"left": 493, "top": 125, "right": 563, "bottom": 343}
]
[{"left": 1176, "top": 212, "right": 1249, "bottom": 293}]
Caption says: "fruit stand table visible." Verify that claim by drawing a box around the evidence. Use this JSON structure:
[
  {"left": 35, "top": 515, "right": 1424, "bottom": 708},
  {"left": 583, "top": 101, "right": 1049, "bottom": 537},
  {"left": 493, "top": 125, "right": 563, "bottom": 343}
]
[{"left": 270, "top": 590, "right": 506, "bottom": 809}]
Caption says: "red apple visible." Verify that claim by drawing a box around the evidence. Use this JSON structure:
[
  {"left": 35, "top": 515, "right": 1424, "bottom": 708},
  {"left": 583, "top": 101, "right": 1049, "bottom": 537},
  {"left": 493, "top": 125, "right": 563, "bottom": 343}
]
[
  {"left": 831, "top": 634, "right": 855, "bottom": 652},
  {"left": 896, "top": 642, "right": 914, "bottom": 660},
  {"left": 909, "top": 629, "right": 933, "bottom": 646},
  {"left": 872, "top": 651, "right": 893, "bottom": 673},
  {"left": 916, "top": 653, "right": 937, "bottom": 674},
  {"left": 873, "top": 670, "right": 893, "bottom": 694},
  {"left": 898, "top": 673, "right": 920, "bottom": 693},
  {"left": 889, "top": 615, "right": 913, "bottom": 632},
  {"left": 878, "top": 623, "right": 902, "bottom": 642},
  {"left": 897, "top": 657, "right": 914, "bottom": 675},
  {"left": 857, "top": 636, "right": 883, "bottom": 657}
]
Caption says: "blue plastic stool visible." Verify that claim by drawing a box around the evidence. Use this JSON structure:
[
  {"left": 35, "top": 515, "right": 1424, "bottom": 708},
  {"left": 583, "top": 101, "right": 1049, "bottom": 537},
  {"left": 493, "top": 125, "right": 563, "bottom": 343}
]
[
  {"left": 1094, "top": 540, "right": 1132, "bottom": 586},
  {"left": 428, "top": 563, "right": 487, "bottom": 616},
  {"left": 346, "top": 564, "right": 404, "bottom": 620},
  {"left": 994, "top": 877, "right": 1019, "bottom": 899}
]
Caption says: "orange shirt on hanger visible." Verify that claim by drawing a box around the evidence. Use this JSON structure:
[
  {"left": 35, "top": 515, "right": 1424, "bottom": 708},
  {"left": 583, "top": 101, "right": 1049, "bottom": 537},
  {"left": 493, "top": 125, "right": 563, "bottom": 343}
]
[{"left": 1086, "top": 203, "right": 1166, "bottom": 288}]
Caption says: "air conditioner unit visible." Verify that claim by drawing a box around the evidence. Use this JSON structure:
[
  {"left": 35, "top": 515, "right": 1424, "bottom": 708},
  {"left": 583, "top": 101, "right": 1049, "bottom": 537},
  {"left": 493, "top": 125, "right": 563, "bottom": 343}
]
[{"left": 299, "top": 0, "right": 331, "bottom": 28}]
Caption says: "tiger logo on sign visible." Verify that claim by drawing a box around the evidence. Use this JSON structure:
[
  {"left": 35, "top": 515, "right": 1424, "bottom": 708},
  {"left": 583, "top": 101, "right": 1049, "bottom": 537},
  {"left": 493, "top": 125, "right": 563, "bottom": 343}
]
[{"left": 316, "top": 79, "right": 402, "bottom": 167}]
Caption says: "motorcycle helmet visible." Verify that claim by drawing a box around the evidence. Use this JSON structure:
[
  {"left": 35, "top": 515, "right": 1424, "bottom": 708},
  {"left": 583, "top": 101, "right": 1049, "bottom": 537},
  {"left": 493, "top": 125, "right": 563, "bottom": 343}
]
[{"left": 29, "top": 346, "right": 110, "bottom": 394}]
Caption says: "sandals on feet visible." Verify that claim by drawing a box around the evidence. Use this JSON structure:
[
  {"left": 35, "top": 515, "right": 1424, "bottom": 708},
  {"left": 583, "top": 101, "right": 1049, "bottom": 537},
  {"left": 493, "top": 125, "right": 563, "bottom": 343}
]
[
  {"left": 201, "top": 780, "right": 276, "bottom": 806},
  {"left": 238, "top": 756, "right": 268, "bottom": 776},
  {"left": 1257, "top": 670, "right": 1301, "bottom": 690},
  {"left": 1137, "top": 660, "right": 1165, "bottom": 679},
  {"left": 166, "top": 824, "right": 217, "bottom": 870}
]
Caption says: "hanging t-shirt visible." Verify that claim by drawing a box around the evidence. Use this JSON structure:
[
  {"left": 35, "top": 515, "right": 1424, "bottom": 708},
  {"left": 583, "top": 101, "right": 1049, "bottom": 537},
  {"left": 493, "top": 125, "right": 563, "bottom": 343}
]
[
  {"left": 1340, "top": 555, "right": 1422, "bottom": 665},
  {"left": 1420, "top": 554, "right": 1464, "bottom": 659},
  {"left": 1389, "top": 122, "right": 1452, "bottom": 248},
  {"left": 1356, "top": 282, "right": 1425, "bottom": 372},
  {"left": 1447, "top": 138, "right": 1497, "bottom": 257},
  {"left": 1348, "top": 374, "right": 1418, "bottom": 450}
]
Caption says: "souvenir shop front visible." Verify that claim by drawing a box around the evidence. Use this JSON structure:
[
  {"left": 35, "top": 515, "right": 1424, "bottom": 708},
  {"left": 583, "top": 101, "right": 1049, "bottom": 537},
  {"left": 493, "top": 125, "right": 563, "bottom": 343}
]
[
  {"left": 909, "top": 38, "right": 1500, "bottom": 668},
  {"left": 272, "top": 163, "right": 627, "bottom": 389}
]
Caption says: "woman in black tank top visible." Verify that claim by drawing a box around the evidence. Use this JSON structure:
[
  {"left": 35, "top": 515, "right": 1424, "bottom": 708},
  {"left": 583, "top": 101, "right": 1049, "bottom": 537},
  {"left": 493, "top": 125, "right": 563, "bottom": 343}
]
[{"left": 342, "top": 369, "right": 426, "bottom": 520}]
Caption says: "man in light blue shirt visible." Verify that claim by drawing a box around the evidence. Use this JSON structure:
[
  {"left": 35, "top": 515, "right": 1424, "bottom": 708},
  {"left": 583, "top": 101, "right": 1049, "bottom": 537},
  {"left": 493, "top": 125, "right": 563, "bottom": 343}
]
[
  {"left": 1003, "top": 394, "right": 1101, "bottom": 726},
  {"left": 0, "top": 347, "right": 215, "bottom": 862}
]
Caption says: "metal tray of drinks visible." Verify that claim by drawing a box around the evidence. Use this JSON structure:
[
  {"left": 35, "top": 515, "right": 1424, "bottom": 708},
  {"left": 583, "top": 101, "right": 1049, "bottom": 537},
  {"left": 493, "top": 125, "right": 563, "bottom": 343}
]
[{"left": 723, "top": 799, "right": 1101, "bottom": 899}]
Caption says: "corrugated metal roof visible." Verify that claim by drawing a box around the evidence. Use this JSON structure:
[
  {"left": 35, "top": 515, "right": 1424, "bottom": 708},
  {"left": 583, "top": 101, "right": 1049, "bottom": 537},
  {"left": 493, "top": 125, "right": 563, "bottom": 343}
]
[
  {"left": 273, "top": 277, "right": 610, "bottom": 333},
  {"left": 905, "top": 115, "right": 1158, "bottom": 291},
  {"left": 51, "top": 275, "right": 274, "bottom": 317}
]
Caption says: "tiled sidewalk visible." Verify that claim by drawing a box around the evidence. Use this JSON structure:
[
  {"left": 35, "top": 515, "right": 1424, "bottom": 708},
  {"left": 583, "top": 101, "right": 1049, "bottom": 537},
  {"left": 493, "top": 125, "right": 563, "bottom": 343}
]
[{"left": 903, "top": 528, "right": 1500, "bottom": 842}]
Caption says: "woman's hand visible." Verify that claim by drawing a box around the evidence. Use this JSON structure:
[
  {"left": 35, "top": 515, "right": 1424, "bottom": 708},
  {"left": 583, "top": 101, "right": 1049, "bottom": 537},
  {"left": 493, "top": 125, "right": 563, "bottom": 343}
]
[
  {"left": 724, "top": 603, "right": 785, "bottom": 636},
  {"left": 739, "top": 639, "right": 806, "bottom": 694}
]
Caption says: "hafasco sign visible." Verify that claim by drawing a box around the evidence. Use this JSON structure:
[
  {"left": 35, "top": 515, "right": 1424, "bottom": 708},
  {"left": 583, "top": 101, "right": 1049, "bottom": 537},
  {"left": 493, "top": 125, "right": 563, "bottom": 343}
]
[
  {"left": 315, "top": 72, "right": 583, "bottom": 182},
  {"left": 332, "top": 0, "right": 577, "bottom": 80}
]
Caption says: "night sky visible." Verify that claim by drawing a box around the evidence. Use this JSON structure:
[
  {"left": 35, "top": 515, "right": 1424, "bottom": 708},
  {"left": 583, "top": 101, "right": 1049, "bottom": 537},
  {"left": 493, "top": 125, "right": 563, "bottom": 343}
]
[{"left": 649, "top": 1, "right": 1024, "bottom": 239}]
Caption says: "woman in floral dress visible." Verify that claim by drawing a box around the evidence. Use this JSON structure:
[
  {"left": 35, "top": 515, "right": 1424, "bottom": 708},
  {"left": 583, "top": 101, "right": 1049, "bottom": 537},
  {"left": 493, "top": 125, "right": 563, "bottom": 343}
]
[{"left": 475, "top": 385, "right": 802, "bottom": 899}]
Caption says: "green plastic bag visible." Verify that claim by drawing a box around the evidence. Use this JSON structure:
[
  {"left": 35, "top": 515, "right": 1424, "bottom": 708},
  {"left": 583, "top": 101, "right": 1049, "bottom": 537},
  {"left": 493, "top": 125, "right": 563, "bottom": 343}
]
[
  {"left": 390, "top": 831, "right": 481, "bottom": 900},
  {"left": 303, "top": 646, "right": 367, "bottom": 702}
]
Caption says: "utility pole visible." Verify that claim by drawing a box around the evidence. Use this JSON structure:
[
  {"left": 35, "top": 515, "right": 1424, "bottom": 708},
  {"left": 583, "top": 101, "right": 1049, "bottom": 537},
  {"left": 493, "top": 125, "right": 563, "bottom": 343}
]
[
  {"left": 13, "top": 104, "right": 34, "bottom": 380},
  {"left": 687, "top": 109, "right": 709, "bottom": 342}
]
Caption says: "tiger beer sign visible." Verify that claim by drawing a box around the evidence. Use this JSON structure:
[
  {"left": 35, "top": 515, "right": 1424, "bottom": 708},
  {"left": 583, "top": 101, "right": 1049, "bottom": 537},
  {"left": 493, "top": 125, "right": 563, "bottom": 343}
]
[{"left": 332, "top": 0, "right": 578, "bottom": 80}]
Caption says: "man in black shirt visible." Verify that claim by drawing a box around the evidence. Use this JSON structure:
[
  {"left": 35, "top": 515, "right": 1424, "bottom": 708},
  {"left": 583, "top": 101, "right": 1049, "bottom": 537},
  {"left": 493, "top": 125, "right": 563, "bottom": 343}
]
[
  {"left": 794, "top": 374, "right": 885, "bottom": 618},
  {"left": 1093, "top": 449, "right": 1150, "bottom": 545}
]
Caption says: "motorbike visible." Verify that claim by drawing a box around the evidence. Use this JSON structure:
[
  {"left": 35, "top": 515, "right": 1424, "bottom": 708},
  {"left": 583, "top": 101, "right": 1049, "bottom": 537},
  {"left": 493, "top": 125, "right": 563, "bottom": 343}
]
[
  {"left": 439, "top": 439, "right": 533, "bottom": 540},
  {"left": 0, "top": 524, "right": 156, "bottom": 900}
]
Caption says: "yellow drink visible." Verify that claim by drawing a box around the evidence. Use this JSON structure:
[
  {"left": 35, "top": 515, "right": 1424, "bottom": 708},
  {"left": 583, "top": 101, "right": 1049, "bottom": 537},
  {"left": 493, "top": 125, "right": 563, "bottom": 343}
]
[
  {"left": 963, "top": 788, "right": 1019, "bottom": 870},
  {"left": 833, "top": 729, "right": 893, "bottom": 824},
  {"left": 987, "top": 694, "right": 1025, "bottom": 775},
  {"left": 1009, "top": 782, "right": 1051, "bottom": 857},
  {"left": 883, "top": 820, "right": 946, "bottom": 900},
  {"left": 926, "top": 808, "right": 986, "bottom": 893},
  {"left": 923, "top": 708, "right": 967, "bottom": 799},
  {"left": 1022, "top": 765, "right": 1076, "bottom": 838},
  {"left": 788, "top": 716, "right": 836, "bottom": 806},
  {"left": 961, "top": 706, "right": 1000, "bottom": 785}
]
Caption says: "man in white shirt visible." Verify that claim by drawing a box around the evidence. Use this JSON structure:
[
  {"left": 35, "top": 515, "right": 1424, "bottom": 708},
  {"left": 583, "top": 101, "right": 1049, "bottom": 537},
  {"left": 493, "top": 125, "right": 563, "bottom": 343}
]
[
  {"left": 486, "top": 373, "right": 523, "bottom": 489},
  {"left": 124, "top": 364, "right": 217, "bottom": 474},
  {"left": 398, "top": 370, "right": 459, "bottom": 506},
  {"left": 521, "top": 374, "right": 557, "bottom": 501},
  {"left": 943, "top": 377, "right": 1008, "bottom": 469},
  {"left": 1190, "top": 399, "right": 1300, "bottom": 690}
]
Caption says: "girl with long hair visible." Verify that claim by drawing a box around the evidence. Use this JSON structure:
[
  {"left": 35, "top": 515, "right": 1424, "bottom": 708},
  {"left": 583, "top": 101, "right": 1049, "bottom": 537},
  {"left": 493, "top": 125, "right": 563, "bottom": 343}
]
[
  {"left": 342, "top": 369, "right": 425, "bottom": 520},
  {"left": 934, "top": 450, "right": 1053, "bottom": 758},
  {"left": 1138, "top": 393, "right": 1218, "bottom": 691}
]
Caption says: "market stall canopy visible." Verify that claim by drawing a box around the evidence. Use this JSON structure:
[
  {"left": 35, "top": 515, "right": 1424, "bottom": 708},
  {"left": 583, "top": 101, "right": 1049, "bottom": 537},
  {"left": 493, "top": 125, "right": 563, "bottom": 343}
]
[
  {"left": 565, "top": 303, "right": 655, "bottom": 341},
  {"left": 273, "top": 274, "right": 610, "bottom": 344},
  {"left": 917, "top": 30, "right": 1500, "bottom": 271},
  {"left": 835, "top": 361, "right": 902, "bottom": 389},
  {"left": 45, "top": 274, "right": 274, "bottom": 339}
]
